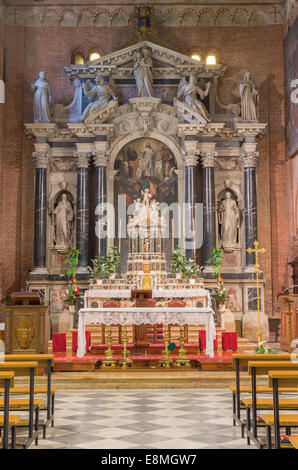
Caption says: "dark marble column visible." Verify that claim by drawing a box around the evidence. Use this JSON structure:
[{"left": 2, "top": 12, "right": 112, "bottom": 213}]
[
  {"left": 75, "top": 152, "right": 91, "bottom": 268},
  {"left": 201, "top": 151, "right": 217, "bottom": 265},
  {"left": 93, "top": 152, "right": 108, "bottom": 258},
  {"left": 240, "top": 148, "right": 259, "bottom": 266},
  {"left": 184, "top": 151, "right": 199, "bottom": 260},
  {"left": 33, "top": 150, "right": 50, "bottom": 269}
]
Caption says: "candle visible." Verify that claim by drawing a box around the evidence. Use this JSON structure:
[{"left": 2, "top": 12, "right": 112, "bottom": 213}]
[
  {"left": 171, "top": 217, "right": 174, "bottom": 252},
  {"left": 119, "top": 218, "right": 122, "bottom": 255}
]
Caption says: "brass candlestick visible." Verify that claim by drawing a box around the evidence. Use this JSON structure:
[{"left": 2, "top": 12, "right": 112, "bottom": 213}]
[
  {"left": 175, "top": 326, "right": 190, "bottom": 367},
  {"left": 102, "top": 326, "right": 116, "bottom": 368},
  {"left": 159, "top": 324, "right": 173, "bottom": 368},
  {"left": 119, "top": 325, "right": 133, "bottom": 369}
]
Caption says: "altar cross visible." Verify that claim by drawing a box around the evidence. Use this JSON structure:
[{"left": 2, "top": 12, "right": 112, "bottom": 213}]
[
  {"left": 10, "top": 9, "right": 20, "bottom": 25},
  {"left": 247, "top": 240, "right": 266, "bottom": 345}
]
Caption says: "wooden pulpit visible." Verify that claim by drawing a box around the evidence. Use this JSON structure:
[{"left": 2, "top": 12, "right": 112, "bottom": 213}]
[
  {"left": 4, "top": 292, "right": 49, "bottom": 354},
  {"left": 278, "top": 294, "right": 298, "bottom": 352}
]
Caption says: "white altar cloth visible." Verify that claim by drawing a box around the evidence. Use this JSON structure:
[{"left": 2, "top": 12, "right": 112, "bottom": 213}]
[
  {"left": 84, "top": 289, "right": 131, "bottom": 305},
  {"left": 77, "top": 307, "right": 216, "bottom": 358}
]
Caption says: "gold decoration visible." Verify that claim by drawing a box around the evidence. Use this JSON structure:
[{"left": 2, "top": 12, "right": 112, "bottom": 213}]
[
  {"left": 175, "top": 326, "right": 190, "bottom": 367},
  {"left": 246, "top": 240, "right": 266, "bottom": 346},
  {"left": 285, "top": 298, "right": 294, "bottom": 353},
  {"left": 159, "top": 324, "right": 173, "bottom": 368},
  {"left": 15, "top": 316, "right": 35, "bottom": 349},
  {"left": 118, "top": 325, "right": 133, "bottom": 369},
  {"left": 102, "top": 326, "right": 116, "bottom": 368},
  {"left": 142, "top": 275, "right": 152, "bottom": 290}
]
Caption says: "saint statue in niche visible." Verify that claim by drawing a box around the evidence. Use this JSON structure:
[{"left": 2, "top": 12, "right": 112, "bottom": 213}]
[
  {"left": 31, "top": 71, "right": 52, "bottom": 123},
  {"left": 218, "top": 191, "right": 240, "bottom": 251},
  {"left": 52, "top": 193, "right": 75, "bottom": 251},
  {"left": 133, "top": 46, "right": 153, "bottom": 97},
  {"left": 239, "top": 72, "right": 259, "bottom": 121},
  {"left": 177, "top": 74, "right": 211, "bottom": 124},
  {"left": 82, "top": 75, "right": 117, "bottom": 121}
]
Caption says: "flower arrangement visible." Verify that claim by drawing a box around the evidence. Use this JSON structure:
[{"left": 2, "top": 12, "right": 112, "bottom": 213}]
[
  {"left": 184, "top": 258, "right": 202, "bottom": 279},
  {"left": 63, "top": 248, "right": 81, "bottom": 306},
  {"left": 212, "top": 281, "right": 229, "bottom": 304},
  {"left": 255, "top": 342, "right": 278, "bottom": 354},
  {"left": 102, "top": 246, "right": 120, "bottom": 278},
  {"left": 65, "top": 284, "right": 81, "bottom": 305},
  {"left": 88, "top": 258, "right": 103, "bottom": 279},
  {"left": 170, "top": 247, "right": 188, "bottom": 276}
]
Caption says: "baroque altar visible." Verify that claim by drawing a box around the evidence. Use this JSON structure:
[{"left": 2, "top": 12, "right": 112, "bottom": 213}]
[{"left": 24, "top": 40, "right": 269, "bottom": 342}]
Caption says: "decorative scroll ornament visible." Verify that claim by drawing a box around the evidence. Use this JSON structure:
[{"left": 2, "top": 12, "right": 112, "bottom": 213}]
[
  {"left": 51, "top": 158, "right": 76, "bottom": 172},
  {"left": 33, "top": 150, "right": 51, "bottom": 169},
  {"left": 93, "top": 151, "right": 110, "bottom": 167},
  {"left": 74, "top": 151, "right": 91, "bottom": 168},
  {"left": 200, "top": 151, "right": 218, "bottom": 168},
  {"left": 239, "top": 151, "right": 259, "bottom": 168}
]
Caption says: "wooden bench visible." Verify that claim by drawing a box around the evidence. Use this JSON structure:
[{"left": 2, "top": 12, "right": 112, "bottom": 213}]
[
  {"left": 231, "top": 354, "right": 292, "bottom": 436},
  {"left": 246, "top": 361, "right": 298, "bottom": 448},
  {"left": 0, "top": 371, "right": 15, "bottom": 449},
  {"left": 0, "top": 415, "right": 21, "bottom": 450},
  {"left": 3, "top": 354, "right": 56, "bottom": 435},
  {"left": 261, "top": 414, "right": 298, "bottom": 449},
  {"left": 0, "top": 361, "right": 38, "bottom": 448},
  {"left": 264, "top": 370, "right": 298, "bottom": 449},
  {"left": 289, "top": 435, "right": 298, "bottom": 449}
]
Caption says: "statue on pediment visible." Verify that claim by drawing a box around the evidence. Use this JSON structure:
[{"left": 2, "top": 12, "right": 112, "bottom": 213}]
[
  {"left": 239, "top": 72, "right": 259, "bottom": 121},
  {"left": 177, "top": 74, "right": 211, "bottom": 124},
  {"left": 82, "top": 75, "right": 117, "bottom": 121},
  {"left": 133, "top": 46, "right": 153, "bottom": 97},
  {"left": 32, "top": 71, "right": 52, "bottom": 123},
  {"left": 218, "top": 191, "right": 240, "bottom": 251},
  {"left": 52, "top": 193, "right": 75, "bottom": 251}
]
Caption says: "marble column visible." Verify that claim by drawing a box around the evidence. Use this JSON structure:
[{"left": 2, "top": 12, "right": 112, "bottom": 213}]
[
  {"left": 33, "top": 147, "right": 50, "bottom": 271},
  {"left": 183, "top": 148, "right": 199, "bottom": 260},
  {"left": 75, "top": 152, "right": 91, "bottom": 269},
  {"left": 240, "top": 144, "right": 259, "bottom": 266},
  {"left": 93, "top": 151, "right": 108, "bottom": 259},
  {"left": 200, "top": 148, "right": 217, "bottom": 265}
]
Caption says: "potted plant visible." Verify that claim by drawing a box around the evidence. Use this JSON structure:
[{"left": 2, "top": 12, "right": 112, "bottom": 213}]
[
  {"left": 88, "top": 258, "right": 103, "bottom": 284},
  {"left": 63, "top": 248, "right": 80, "bottom": 313},
  {"left": 185, "top": 258, "right": 202, "bottom": 283},
  {"left": 64, "top": 284, "right": 81, "bottom": 312},
  {"left": 206, "top": 246, "right": 225, "bottom": 281},
  {"left": 102, "top": 246, "right": 120, "bottom": 279},
  {"left": 170, "top": 247, "right": 188, "bottom": 279}
]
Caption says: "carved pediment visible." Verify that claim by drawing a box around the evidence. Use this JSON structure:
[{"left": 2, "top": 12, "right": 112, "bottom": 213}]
[{"left": 65, "top": 41, "right": 226, "bottom": 81}]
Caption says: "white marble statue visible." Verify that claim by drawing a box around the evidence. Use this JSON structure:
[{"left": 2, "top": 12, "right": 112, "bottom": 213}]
[
  {"left": 32, "top": 71, "right": 52, "bottom": 123},
  {"left": 239, "top": 72, "right": 259, "bottom": 121},
  {"left": 133, "top": 47, "right": 153, "bottom": 97},
  {"left": 177, "top": 74, "right": 211, "bottom": 123},
  {"left": 82, "top": 75, "right": 117, "bottom": 121},
  {"left": 53, "top": 194, "right": 75, "bottom": 251},
  {"left": 218, "top": 192, "right": 240, "bottom": 250}
]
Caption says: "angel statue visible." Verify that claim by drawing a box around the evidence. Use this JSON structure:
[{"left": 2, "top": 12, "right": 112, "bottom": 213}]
[
  {"left": 133, "top": 46, "right": 153, "bottom": 97},
  {"left": 82, "top": 75, "right": 117, "bottom": 121},
  {"left": 177, "top": 74, "right": 211, "bottom": 124},
  {"left": 239, "top": 71, "right": 259, "bottom": 121}
]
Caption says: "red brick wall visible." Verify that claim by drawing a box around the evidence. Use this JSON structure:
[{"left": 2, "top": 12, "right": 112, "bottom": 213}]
[{"left": 0, "top": 22, "right": 289, "bottom": 316}]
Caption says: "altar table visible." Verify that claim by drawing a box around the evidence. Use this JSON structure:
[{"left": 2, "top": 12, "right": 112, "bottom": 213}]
[{"left": 77, "top": 307, "right": 216, "bottom": 358}]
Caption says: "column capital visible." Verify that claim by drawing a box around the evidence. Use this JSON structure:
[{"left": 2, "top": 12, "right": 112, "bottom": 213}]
[
  {"left": 74, "top": 151, "right": 92, "bottom": 168},
  {"left": 93, "top": 151, "right": 109, "bottom": 167},
  {"left": 33, "top": 146, "right": 51, "bottom": 169},
  {"left": 182, "top": 149, "right": 199, "bottom": 166},
  {"left": 200, "top": 151, "right": 218, "bottom": 168},
  {"left": 239, "top": 142, "right": 259, "bottom": 168}
]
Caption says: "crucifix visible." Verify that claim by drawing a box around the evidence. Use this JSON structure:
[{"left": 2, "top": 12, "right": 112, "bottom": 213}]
[
  {"left": 270, "top": 6, "right": 279, "bottom": 24},
  {"left": 10, "top": 9, "right": 19, "bottom": 25},
  {"left": 247, "top": 240, "right": 266, "bottom": 345}
]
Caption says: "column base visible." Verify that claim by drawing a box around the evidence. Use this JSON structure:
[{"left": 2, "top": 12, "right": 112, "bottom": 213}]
[
  {"left": 77, "top": 267, "right": 89, "bottom": 275},
  {"left": 243, "top": 311, "right": 269, "bottom": 342},
  {"left": 30, "top": 267, "right": 48, "bottom": 275}
]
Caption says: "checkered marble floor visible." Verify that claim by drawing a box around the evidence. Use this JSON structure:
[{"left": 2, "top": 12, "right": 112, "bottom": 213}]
[{"left": 28, "top": 389, "right": 256, "bottom": 449}]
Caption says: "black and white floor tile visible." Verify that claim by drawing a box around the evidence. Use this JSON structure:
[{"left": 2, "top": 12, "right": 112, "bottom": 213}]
[{"left": 15, "top": 388, "right": 262, "bottom": 449}]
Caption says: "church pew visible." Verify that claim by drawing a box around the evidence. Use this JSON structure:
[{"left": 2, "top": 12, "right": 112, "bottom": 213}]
[
  {"left": 3, "top": 354, "right": 56, "bottom": 434},
  {"left": 231, "top": 354, "right": 291, "bottom": 435},
  {"left": 245, "top": 361, "right": 298, "bottom": 448},
  {"left": 266, "top": 370, "right": 298, "bottom": 449},
  {"left": 0, "top": 415, "right": 21, "bottom": 449},
  {"left": 0, "top": 371, "right": 15, "bottom": 449},
  {"left": 289, "top": 435, "right": 298, "bottom": 449},
  {"left": 0, "top": 362, "right": 39, "bottom": 448}
]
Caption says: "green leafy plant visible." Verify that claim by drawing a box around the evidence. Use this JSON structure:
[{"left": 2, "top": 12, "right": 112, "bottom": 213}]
[
  {"left": 64, "top": 284, "right": 81, "bottom": 305},
  {"left": 63, "top": 248, "right": 80, "bottom": 279},
  {"left": 88, "top": 258, "right": 103, "bottom": 278},
  {"left": 170, "top": 247, "right": 188, "bottom": 275},
  {"left": 184, "top": 258, "right": 202, "bottom": 279},
  {"left": 255, "top": 342, "right": 278, "bottom": 354},
  {"left": 102, "top": 246, "right": 120, "bottom": 277},
  {"left": 207, "top": 247, "right": 225, "bottom": 278}
]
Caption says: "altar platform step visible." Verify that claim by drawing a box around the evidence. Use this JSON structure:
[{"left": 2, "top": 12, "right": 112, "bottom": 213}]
[{"left": 13, "top": 369, "right": 269, "bottom": 390}]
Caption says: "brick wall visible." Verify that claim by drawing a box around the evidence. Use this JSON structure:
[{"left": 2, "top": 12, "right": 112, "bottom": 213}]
[{"left": 0, "top": 21, "right": 290, "bottom": 316}]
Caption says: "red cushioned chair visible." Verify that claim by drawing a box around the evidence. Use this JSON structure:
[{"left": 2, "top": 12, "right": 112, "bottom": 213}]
[
  {"left": 198, "top": 330, "right": 218, "bottom": 351},
  {"left": 72, "top": 330, "right": 91, "bottom": 352},
  {"left": 221, "top": 332, "right": 238, "bottom": 351},
  {"left": 52, "top": 332, "right": 66, "bottom": 353}
]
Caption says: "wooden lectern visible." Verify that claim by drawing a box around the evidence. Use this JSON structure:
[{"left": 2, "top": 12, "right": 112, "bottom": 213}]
[
  {"left": 4, "top": 292, "right": 49, "bottom": 354},
  {"left": 278, "top": 294, "right": 298, "bottom": 352}
]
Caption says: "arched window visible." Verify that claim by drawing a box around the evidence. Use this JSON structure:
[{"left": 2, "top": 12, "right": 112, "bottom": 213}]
[
  {"left": 191, "top": 53, "right": 201, "bottom": 62},
  {"left": 89, "top": 51, "right": 101, "bottom": 62},
  {"left": 73, "top": 53, "right": 84, "bottom": 65},
  {"left": 206, "top": 54, "right": 216, "bottom": 65}
]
